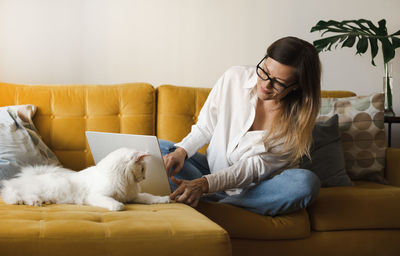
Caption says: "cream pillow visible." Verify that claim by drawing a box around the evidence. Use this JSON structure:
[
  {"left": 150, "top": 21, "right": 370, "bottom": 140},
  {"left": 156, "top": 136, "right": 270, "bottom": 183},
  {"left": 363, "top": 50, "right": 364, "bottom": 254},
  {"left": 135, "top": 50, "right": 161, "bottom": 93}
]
[
  {"left": 0, "top": 105, "right": 60, "bottom": 187},
  {"left": 317, "top": 93, "right": 386, "bottom": 183}
]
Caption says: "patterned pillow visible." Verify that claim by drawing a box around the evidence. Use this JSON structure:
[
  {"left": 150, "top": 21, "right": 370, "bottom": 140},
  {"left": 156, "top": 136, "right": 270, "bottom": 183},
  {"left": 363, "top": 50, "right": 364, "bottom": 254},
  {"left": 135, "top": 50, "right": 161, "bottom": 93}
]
[
  {"left": 0, "top": 105, "right": 60, "bottom": 187},
  {"left": 300, "top": 115, "right": 353, "bottom": 187},
  {"left": 317, "top": 93, "right": 386, "bottom": 183}
]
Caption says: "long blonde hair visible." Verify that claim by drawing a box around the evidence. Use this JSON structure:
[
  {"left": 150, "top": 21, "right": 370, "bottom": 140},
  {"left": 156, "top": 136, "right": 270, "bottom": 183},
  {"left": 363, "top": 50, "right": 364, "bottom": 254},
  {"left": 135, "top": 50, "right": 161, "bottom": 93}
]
[{"left": 263, "top": 37, "right": 321, "bottom": 165}]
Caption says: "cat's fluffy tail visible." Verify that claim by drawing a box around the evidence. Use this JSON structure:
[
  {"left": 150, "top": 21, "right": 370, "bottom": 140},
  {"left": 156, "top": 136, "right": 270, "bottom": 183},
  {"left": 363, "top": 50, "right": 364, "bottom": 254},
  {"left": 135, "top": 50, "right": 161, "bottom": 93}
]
[
  {"left": 1, "top": 180, "right": 22, "bottom": 205},
  {"left": 0, "top": 165, "right": 60, "bottom": 205}
]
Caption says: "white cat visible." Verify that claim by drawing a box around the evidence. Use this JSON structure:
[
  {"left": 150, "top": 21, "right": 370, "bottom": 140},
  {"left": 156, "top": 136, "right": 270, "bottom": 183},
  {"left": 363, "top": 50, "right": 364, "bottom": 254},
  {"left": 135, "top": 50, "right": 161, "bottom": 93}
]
[{"left": 1, "top": 147, "right": 170, "bottom": 211}]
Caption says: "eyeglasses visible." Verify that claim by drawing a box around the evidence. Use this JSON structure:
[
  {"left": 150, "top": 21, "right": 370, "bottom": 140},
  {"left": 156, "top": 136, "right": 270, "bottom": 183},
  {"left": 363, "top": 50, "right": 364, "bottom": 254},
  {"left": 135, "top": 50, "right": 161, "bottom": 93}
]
[{"left": 256, "top": 55, "right": 297, "bottom": 93}]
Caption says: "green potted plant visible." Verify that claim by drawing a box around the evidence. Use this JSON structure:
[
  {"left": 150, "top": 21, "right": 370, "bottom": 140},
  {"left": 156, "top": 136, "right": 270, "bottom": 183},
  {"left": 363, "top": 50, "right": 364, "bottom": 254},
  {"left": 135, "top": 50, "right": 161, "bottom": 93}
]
[{"left": 311, "top": 19, "right": 400, "bottom": 116}]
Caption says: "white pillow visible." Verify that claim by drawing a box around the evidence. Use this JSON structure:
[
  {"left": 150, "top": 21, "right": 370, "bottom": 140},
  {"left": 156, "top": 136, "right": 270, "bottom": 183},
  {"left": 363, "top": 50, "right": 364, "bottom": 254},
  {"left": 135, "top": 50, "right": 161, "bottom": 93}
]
[{"left": 0, "top": 105, "right": 60, "bottom": 187}]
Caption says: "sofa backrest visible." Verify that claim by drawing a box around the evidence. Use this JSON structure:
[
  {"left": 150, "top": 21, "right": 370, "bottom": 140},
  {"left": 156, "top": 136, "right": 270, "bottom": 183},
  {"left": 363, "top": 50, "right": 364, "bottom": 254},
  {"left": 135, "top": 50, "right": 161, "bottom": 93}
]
[
  {"left": 0, "top": 82, "right": 356, "bottom": 170},
  {"left": 0, "top": 82, "right": 155, "bottom": 170},
  {"left": 156, "top": 85, "right": 356, "bottom": 154},
  {"left": 156, "top": 85, "right": 211, "bottom": 154}
]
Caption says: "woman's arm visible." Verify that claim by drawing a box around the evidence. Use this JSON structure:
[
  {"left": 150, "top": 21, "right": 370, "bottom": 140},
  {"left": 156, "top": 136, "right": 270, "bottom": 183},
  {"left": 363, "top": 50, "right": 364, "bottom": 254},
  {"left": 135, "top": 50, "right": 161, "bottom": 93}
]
[
  {"left": 174, "top": 73, "right": 225, "bottom": 158},
  {"left": 169, "top": 153, "right": 289, "bottom": 207},
  {"left": 205, "top": 154, "right": 290, "bottom": 193}
]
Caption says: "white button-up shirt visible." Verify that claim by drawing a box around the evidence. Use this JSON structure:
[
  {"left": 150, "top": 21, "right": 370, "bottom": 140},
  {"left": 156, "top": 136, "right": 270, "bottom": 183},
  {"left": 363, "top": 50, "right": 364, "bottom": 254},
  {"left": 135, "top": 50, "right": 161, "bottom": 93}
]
[{"left": 175, "top": 66, "right": 290, "bottom": 194}]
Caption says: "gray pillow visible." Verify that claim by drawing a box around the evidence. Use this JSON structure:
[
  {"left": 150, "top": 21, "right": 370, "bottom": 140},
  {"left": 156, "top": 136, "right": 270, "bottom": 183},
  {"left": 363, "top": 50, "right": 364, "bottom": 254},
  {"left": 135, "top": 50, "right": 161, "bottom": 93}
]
[
  {"left": 300, "top": 114, "right": 353, "bottom": 187},
  {"left": 0, "top": 105, "right": 60, "bottom": 187}
]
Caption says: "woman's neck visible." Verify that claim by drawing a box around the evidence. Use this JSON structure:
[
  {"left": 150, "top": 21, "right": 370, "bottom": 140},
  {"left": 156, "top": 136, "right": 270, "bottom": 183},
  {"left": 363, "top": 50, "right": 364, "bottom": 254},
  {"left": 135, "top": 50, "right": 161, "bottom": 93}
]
[
  {"left": 258, "top": 98, "right": 280, "bottom": 113},
  {"left": 250, "top": 99, "right": 280, "bottom": 131}
]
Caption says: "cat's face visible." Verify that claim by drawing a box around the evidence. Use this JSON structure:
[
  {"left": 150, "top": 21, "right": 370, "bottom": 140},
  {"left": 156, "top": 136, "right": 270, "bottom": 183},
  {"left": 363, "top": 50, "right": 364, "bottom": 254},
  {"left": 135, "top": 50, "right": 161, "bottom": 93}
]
[
  {"left": 121, "top": 149, "right": 150, "bottom": 182},
  {"left": 132, "top": 161, "right": 147, "bottom": 182},
  {"left": 99, "top": 147, "right": 150, "bottom": 182}
]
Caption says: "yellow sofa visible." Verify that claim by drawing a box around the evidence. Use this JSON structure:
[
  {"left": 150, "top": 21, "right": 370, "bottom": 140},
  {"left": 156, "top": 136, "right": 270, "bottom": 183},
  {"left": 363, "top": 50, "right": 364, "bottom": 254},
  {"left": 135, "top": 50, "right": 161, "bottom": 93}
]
[
  {"left": 0, "top": 82, "right": 231, "bottom": 256},
  {"left": 1, "top": 82, "right": 400, "bottom": 256}
]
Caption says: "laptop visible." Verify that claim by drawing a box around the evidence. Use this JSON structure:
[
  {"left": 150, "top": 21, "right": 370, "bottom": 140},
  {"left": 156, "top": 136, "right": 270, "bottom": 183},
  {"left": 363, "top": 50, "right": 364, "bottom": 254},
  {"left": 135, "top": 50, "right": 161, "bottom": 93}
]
[{"left": 85, "top": 131, "right": 171, "bottom": 196}]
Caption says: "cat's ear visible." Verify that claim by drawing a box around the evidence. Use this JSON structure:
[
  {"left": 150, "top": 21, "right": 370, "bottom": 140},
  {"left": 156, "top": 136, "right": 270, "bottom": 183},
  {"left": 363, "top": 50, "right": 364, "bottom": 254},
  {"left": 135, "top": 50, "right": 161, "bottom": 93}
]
[{"left": 135, "top": 152, "right": 151, "bottom": 162}]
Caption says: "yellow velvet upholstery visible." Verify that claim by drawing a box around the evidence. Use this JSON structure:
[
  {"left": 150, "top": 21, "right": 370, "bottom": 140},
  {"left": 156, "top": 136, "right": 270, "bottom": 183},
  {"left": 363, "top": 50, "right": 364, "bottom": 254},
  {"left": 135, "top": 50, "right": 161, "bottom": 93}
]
[
  {"left": 0, "top": 201, "right": 231, "bottom": 256},
  {"left": 0, "top": 82, "right": 231, "bottom": 256},
  {"left": 0, "top": 82, "right": 156, "bottom": 171},
  {"left": 320, "top": 90, "right": 356, "bottom": 98},
  {"left": 157, "top": 85, "right": 211, "bottom": 154},
  {"left": 196, "top": 202, "right": 310, "bottom": 240},
  {"left": 386, "top": 147, "right": 400, "bottom": 186},
  {"left": 308, "top": 181, "right": 400, "bottom": 231},
  {"left": 231, "top": 230, "right": 400, "bottom": 256}
]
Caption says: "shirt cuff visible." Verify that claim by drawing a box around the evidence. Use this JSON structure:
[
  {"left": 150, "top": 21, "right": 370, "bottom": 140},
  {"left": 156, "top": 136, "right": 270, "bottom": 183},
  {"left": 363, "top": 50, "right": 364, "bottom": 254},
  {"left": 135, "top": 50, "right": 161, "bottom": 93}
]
[{"left": 203, "top": 169, "right": 236, "bottom": 194}]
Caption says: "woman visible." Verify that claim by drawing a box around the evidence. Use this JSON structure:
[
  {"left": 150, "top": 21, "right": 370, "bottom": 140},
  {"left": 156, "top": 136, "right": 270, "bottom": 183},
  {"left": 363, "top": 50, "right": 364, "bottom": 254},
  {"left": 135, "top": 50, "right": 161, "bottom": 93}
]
[{"left": 160, "top": 36, "right": 322, "bottom": 216}]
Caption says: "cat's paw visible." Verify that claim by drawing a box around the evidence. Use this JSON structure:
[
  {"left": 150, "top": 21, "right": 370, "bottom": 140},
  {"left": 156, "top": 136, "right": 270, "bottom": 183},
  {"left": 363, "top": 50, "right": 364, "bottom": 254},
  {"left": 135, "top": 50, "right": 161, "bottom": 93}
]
[
  {"left": 107, "top": 202, "right": 125, "bottom": 211},
  {"left": 156, "top": 196, "right": 171, "bottom": 204},
  {"left": 33, "top": 200, "right": 44, "bottom": 207},
  {"left": 25, "top": 199, "right": 43, "bottom": 207}
]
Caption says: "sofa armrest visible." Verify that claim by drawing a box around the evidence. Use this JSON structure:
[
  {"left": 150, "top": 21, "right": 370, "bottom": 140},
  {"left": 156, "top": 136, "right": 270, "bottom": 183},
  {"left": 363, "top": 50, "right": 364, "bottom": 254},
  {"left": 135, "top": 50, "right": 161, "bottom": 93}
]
[{"left": 386, "top": 147, "right": 400, "bottom": 186}]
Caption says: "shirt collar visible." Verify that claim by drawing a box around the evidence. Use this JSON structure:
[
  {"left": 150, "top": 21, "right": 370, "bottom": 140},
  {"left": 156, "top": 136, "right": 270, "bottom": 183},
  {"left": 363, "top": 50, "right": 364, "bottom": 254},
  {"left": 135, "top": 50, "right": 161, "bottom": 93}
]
[{"left": 243, "top": 66, "right": 257, "bottom": 89}]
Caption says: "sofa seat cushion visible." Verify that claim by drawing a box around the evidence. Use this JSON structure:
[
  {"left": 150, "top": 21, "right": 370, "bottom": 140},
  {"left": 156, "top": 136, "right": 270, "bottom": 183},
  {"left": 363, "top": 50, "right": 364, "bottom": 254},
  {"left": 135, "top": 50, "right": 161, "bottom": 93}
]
[
  {"left": 196, "top": 201, "right": 310, "bottom": 240},
  {"left": 0, "top": 200, "right": 231, "bottom": 256},
  {"left": 308, "top": 181, "right": 400, "bottom": 231}
]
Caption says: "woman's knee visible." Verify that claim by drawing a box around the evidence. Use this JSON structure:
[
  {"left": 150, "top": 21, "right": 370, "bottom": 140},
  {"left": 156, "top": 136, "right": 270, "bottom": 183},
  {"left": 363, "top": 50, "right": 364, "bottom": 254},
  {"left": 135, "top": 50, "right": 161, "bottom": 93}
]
[
  {"left": 158, "top": 139, "right": 176, "bottom": 156},
  {"left": 286, "top": 169, "right": 321, "bottom": 201}
]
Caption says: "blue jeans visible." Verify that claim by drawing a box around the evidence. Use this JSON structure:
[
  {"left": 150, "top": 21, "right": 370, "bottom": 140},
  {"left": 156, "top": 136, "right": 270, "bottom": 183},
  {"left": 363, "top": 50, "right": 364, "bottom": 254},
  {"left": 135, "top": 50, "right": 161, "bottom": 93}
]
[{"left": 159, "top": 139, "right": 321, "bottom": 216}]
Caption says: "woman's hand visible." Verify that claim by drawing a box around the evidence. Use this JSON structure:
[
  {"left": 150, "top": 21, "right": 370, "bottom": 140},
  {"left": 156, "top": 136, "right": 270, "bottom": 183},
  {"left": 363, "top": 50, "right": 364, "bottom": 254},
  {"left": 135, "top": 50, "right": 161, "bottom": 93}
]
[
  {"left": 170, "top": 176, "right": 209, "bottom": 207},
  {"left": 163, "top": 147, "right": 187, "bottom": 176}
]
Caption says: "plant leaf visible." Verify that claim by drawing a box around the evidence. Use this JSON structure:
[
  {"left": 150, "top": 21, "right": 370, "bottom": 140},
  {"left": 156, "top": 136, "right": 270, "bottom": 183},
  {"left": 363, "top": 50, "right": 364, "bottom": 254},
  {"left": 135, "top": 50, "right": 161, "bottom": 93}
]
[
  {"left": 310, "top": 18, "right": 398, "bottom": 64},
  {"left": 356, "top": 36, "right": 368, "bottom": 54},
  {"left": 392, "top": 37, "right": 400, "bottom": 49},
  {"left": 392, "top": 29, "right": 400, "bottom": 36},
  {"left": 311, "top": 20, "right": 343, "bottom": 32},
  {"left": 310, "top": 21, "right": 326, "bottom": 32},
  {"left": 379, "top": 37, "right": 395, "bottom": 63},
  {"left": 358, "top": 19, "right": 379, "bottom": 34},
  {"left": 310, "top": 20, "right": 329, "bottom": 32},
  {"left": 313, "top": 35, "right": 344, "bottom": 52},
  {"left": 378, "top": 19, "right": 388, "bottom": 36},
  {"left": 369, "top": 38, "right": 378, "bottom": 66},
  {"left": 321, "top": 28, "right": 347, "bottom": 36},
  {"left": 353, "top": 20, "right": 373, "bottom": 34},
  {"left": 341, "top": 19, "right": 374, "bottom": 36},
  {"left": 342, "top": 35, "right": 356, "bottom": 48}
]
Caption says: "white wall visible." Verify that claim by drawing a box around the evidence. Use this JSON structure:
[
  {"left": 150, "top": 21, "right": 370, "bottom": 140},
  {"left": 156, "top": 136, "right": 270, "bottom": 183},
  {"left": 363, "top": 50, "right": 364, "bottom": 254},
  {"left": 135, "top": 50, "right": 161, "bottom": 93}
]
[{"left": 0, "top": 0, "right": 399, "bottom": 147}]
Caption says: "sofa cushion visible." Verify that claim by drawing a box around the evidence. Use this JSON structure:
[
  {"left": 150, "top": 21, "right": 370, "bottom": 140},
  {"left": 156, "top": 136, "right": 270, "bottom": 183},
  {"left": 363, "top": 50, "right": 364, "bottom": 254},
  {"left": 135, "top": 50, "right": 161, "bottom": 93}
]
[
  {"left": 0, "top": 200, "right": 231, "bottom": 256},
  {"left": 0, "top": 82, "right": 156, "bottom": 171},
  {"left": 308, "top": 181, "right": 400, "bottom": 231},
  {"left": 157, "top": 85, "right": 211, "bottom": 154},
  {"left": 0, "top": 105, "right": 60, "bottom": 186},
  {"left": 196, "top": 201, "right": 310, "bottom": 240},
  {"left": 300, "top": 114, "right": 353, "bottom": 187},
  {"left": 318, "top": 93, "right": 386, "bottom": 183}
]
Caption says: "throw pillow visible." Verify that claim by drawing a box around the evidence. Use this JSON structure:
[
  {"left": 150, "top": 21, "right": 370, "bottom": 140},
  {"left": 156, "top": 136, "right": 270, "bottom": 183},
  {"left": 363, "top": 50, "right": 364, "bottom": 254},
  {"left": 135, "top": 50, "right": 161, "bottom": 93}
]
[
  {"left": 300, "top": 115, "right": 353, "bottom": 187},
  {"left": 318, "top": 93, "right": 386, "bottom": 183},
  {"left": 0, "top": 105, "right": 60, "bottom": 187}
]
